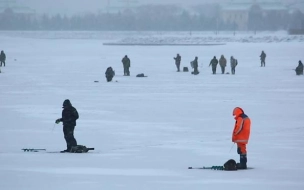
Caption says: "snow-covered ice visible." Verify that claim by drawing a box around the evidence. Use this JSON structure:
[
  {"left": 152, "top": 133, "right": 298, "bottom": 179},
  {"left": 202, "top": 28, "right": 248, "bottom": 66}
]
[{"left": 0, "top": 31, "right": 304, "bottom": 190}]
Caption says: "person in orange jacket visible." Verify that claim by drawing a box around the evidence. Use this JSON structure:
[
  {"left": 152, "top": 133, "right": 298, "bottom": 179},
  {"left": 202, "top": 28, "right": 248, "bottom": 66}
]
[{"left": 232, "top": 107, "right": 251, "bottom": 169}]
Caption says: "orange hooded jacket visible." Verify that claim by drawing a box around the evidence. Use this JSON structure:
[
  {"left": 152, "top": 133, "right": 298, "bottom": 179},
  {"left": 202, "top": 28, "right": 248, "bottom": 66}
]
[{"left": 232, "top": 107, "right": 251, "bottom": 144}]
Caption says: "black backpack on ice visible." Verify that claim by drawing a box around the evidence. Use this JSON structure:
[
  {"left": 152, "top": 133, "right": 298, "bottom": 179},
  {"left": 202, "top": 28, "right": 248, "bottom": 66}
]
[{"left": 223, "top": 159, "right": 237, "bottom": 171}]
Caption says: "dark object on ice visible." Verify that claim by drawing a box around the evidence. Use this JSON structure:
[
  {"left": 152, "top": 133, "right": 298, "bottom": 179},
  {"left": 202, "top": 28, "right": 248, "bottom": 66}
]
[
  {"left": 63, "top": 145, "right": 94, "bottom": 153},
  {"left": 183, "top": 67, "right": 188, "bottom": 72},
  {"left": 295, "top": 60, "right": 303, "bottom": 75},
  {"left": 105, "top": 67, "right": 115, "bottom": 82},
  {"left": 22, "top": 148, "right": 46, "bottom": 152},
  {"left": 223, "top": 159, "right": 237, "bottom": 171},
  {"left": 136, "top": 73, "right": 147, "bottom": 77}
]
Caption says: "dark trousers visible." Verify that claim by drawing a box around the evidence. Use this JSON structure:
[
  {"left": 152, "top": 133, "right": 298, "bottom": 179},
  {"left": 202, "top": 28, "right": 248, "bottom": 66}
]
[
  {"left": 237, "top": 144, "right": 247, "bottom": 166},
  {"left": 212, "top": 67, "right": 216, "bottom": 74},
  {"left": 220, "top": 66, "right": 225, "bottom": 74},
  {"left": 63, "top": 125, "right": 77, "bottom": 150},
  {"left": 124, "top": 67, "right": 130, "bottom": 76},
  {"left": 296, "top": 70, "right": 303, "bottom": 75},
  {"left": 231, "top": 67, "right": 236, "bottom": 75},
  {"left": 261, "top": 60, "right": 265, "bottom": 67},
  {"left": 0, "top": 60, "right": 5, "bottom": 67},
  {"left": 176, "top": 62, "right": 180, "bottom": 72},
  {"left": 192, "top": 67, "right": 199, "bottom": 75}
]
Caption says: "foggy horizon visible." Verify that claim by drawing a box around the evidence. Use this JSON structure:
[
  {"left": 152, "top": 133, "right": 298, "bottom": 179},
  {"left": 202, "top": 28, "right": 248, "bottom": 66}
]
[
  {"left": 19, "top": 0, "right": 226, "bottom": 15},
  {"left": 10, "top": 0, "right": 303, "bottom": 16}
]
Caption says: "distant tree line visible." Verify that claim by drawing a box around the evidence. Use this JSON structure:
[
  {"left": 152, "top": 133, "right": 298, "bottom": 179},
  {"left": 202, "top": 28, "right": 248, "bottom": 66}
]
[{"left": 0, "top": 4, "right": 303, "bottom": 31}]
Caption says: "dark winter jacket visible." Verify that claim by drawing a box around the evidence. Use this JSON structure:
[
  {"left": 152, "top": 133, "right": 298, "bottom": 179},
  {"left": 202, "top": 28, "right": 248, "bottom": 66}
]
[
  {"left": 191, "top": 57, "right": 198, "bottom": 69},
  {"left": 231, "top": 57, "right": 238, "bottom": 68},
  {"left": 0, "top": 51, "right": 5, "bottom": 61},
  {"left": 60, "top": 100, "right": 79, "bottom": 126},
  {"left": 174, "top": 54, "right": 181, "bottom": 64},
  {"left": 105, "top": 67, "right": 115, "bottom": 78},
  {"left": 122, "top": 56, "right": 131, "bottom": 68},
  {"left": 260, "top": 51, "right": 266, "bottom": 61},
  {"left": 295, "top": 61, "right": 303, "bottom": 75},
  {"left": 219, "top": 55, "right": 227, "bottom": 67},
  {"left": 209, "top": 57, "right": 218, "bottom": 68}
]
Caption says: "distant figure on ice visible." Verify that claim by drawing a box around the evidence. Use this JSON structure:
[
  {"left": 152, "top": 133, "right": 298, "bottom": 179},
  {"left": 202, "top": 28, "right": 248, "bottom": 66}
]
[
  {"left": 219, "top": 55, "right": 227, "bottom": 74},
  {"left": 209, "top": 56, "right": 218, "bottom": 74},
  {"left": 260, "top": 51, "right": 266, "bottom": 67},
  {"left": 105, "top": 67, "right": 115, "bottom": 82},
  {"left": 232, "top": 107, "right": 251, "bottom": 169},
  {"left": 55, "top": 99, "right": 79, "bottom": 152},
  {"left": 0, "top": 50, "right": 6, "bottom": 67},
  {"left": 174, "top": 53, "right": 181, "bottom": 72},
  {"left": 190, "top": 56, "right": 199, "bottom": 75},
  {"left": 295, "top": 60, "right": 303, "bottom": 75},
  {"left": 230, "top": 56, "right": 238, "bottom": 75},
  {"left": 122, "top": 55, "right": 131, "bottom": 76}
]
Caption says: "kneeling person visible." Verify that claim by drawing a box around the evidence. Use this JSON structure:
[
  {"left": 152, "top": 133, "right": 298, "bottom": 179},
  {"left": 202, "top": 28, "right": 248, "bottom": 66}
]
[{"left": 105, "top": 67, "right": 115, "bottom": 82}]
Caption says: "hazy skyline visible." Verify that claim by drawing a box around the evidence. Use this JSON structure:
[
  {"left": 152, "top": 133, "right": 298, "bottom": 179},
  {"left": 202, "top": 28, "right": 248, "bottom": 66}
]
[
  {"left": 3, "top": 0, "right": 303, "bottom": 16},
  {"left": 20, "top": 0, "right": 229, "bottom": 15}
]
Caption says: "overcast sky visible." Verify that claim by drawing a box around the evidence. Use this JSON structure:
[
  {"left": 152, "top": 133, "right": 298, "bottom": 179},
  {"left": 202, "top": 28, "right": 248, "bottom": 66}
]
[{"left": 19, "top": 0, "right": 226, "bottom": 15}]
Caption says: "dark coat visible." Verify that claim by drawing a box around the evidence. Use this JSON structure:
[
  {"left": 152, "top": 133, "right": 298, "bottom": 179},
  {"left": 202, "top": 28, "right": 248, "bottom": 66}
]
[
  {"left": 219, "top": 56, "right": 227, "bottom": 67},
  {"left": 122, "top": 56, "right": 131, "bottom": 68},
  {"left": 209, "top": 57, "right": 218, "bottom": 68},
  {"left": 60, "top": 100, "right": 79, "bottom": 126},
  {"left": 295, "top": 61, "right": 303, "bottom": 75},
  {"left": 260, "top": 51, "right": 266, "bottom": 61},
  {"left": 174, "top": 54, "right": 181, "bottom": 64},
  {"left": 0, "top": 51, "right": 5, "bottom": 61},
  {"left": 191, "top": 58, "right": 198, "bottom": 68},
  {"left": 105, "top": 67, "right": 115, "bottom": 78}
]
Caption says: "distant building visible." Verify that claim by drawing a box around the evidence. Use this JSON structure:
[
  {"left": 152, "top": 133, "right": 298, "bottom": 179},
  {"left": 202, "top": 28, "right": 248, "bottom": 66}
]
[
  {"left": 0, "top": 0, "right": 35, "bottom": 19},
  {"left": 220, "top": 0, "right": 288, "bottom": 30}
]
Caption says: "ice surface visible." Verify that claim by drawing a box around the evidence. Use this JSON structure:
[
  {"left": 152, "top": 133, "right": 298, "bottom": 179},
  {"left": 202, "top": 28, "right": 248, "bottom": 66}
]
[{"left": 0, "top": 31, "right": 304, "bottom": 190}]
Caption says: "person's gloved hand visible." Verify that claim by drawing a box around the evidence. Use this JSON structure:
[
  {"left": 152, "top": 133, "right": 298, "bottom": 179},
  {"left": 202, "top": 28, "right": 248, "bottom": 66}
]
[{"left": 55, "top": 119, "right": 61, "bottom": 124}]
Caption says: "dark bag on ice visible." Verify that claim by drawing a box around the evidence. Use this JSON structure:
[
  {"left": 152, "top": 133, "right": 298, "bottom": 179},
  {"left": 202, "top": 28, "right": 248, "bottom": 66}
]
[
  {"left": 136, "top": 73, "right": 146, "bottom": 77},
  {"left": 70, "top": 145, "right": 88, "bottom": 153},
  {"left": 223, "top": 159, "right": 237, "bottom": 171}
]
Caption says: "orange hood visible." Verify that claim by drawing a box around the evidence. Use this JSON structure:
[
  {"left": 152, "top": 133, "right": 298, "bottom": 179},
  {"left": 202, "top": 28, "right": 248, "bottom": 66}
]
[{"left": 233, "top": 107, "right": 244, "bottom": 117}]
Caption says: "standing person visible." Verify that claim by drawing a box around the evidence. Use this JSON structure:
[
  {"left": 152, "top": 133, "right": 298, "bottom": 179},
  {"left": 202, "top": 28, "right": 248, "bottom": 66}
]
[
  {"left": 295, "top": 60, "right": 303, "bottom": 75},
  {"left": 0, "top": 50, "right": 6, "bottom": 67},
  {"left": 260, "top": 51, "right": 266, "bottom": 67},
  {"left": 209, "top": 56, "right": 218, "bottom": 74},
  {"left": 232, "top": 107, "right": 251, "bottom": 169},
  {"left": 174, "top": 53, "right": 181, "bottom": 72},
  {"left": 122, "top": 55, "right": 131, "bottom": 76},
  {"left": 219, "top": 55, "right": 227, "bottom": 74},
  {"left": 191, "top": 56, "right": 199, "bottom": 75},
  {"left": 230, "top": 56, "right": 238, "bottom": 75},
  {"left": 55, "top": 99, "right": 79, "bottom": 152}
]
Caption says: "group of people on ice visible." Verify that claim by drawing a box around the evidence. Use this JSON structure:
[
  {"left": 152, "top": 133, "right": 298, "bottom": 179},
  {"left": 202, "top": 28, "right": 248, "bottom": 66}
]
[{"left": 174, "top": 53, "right": 238, "bottom": 75}]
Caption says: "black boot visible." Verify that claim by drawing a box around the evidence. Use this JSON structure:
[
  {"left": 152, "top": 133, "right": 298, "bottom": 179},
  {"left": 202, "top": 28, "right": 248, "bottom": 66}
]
[{"left": 237, "top": 154, "right": 247, "bottom": 169}]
